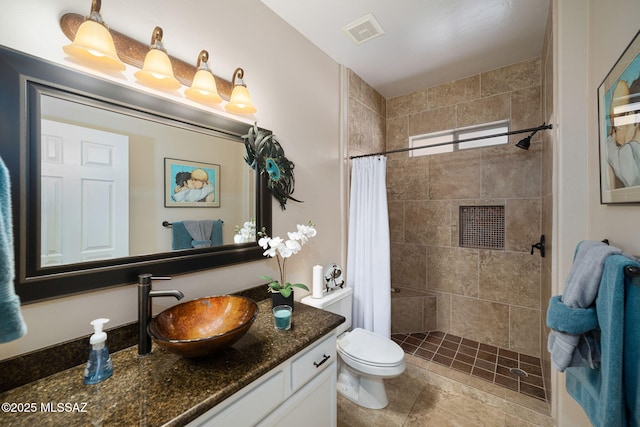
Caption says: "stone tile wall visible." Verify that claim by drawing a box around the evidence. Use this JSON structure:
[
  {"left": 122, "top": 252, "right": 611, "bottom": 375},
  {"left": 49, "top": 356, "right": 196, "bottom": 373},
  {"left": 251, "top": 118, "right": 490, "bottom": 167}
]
[
  {"left": 386, "top": 58, "right": 544, "bottom": 358},
  {"left": 348, "top": 70, "right": 386, "bottom": 157},
  {"left": 346, "top": 58, "right": 548, "bottom": 359}
]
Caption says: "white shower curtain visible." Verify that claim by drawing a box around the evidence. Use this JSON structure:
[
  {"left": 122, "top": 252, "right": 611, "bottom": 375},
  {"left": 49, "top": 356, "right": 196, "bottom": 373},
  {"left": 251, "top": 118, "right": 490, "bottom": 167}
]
[{"left": 347, "top": 156, "right": 391, "bottom": 338}]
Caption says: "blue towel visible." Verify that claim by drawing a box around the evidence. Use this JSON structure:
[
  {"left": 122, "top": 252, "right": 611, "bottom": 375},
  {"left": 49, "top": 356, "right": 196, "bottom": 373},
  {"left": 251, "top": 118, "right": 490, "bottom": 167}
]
[
  {"left": 0, "top": 156, "right": 27, "bottom": 343},
  {"left": 171, "top": 222, "right": 193, "bottom": 250},
  {"left": 547, "top": 240, "right": 622, "bottom": 371},
  {"left": 566, "top": 254, "right": 640, "bottom": 427},
  {"left": 624, "top": 272, "right": 640, "bottom": 427},
  {"left": 171, "top": 220, "right": 223, "bottom": 250},
  {"left": 546, "top": 295, "right": 598, "bottom": 334}
]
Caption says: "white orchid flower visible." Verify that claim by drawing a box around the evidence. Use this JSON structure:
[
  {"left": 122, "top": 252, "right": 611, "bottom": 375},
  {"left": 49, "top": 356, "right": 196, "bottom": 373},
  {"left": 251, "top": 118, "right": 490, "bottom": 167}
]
[
  {"left": 258, "top": 236, "right": 270, "bottom": 249},
  {"left": 258, "top": 222, "right": 316, "bottom": 292},
  {"left": 269, "top": 236, "right": 284, "bottom": 248},
  {"left": 285, "top": 239, "right": 302, "bottom": 254},
  {"left": 263, "top": 246, "right": 277, "bottom": 257},
  {"left": 279, "top": 245, "right": 294, "bottom": 258},
  {"left": 287, "top": 231, "right": 305, "bottom": 244},
  {"left": 298, "top": 223, "right": 317, "bottom": 238}
]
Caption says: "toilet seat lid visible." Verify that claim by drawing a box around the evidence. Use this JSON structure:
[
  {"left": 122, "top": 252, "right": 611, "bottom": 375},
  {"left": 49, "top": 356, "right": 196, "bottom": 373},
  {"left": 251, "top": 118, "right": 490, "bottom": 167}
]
[{"left": 337, "top": 328, "right": 404, "bottom": 366}]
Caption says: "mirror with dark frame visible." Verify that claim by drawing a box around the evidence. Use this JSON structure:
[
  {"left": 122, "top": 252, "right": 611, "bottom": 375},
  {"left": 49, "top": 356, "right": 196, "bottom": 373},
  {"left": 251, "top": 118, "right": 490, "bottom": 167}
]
[{"left": 0, "top": 46, "right": 272, "bottom": 303}]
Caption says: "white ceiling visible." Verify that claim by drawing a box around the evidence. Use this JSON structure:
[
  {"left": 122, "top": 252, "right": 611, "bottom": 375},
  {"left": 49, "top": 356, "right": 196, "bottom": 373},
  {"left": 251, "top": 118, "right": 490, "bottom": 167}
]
[{"left": 260, "top": 0, "right": 551, "bottom": 99}]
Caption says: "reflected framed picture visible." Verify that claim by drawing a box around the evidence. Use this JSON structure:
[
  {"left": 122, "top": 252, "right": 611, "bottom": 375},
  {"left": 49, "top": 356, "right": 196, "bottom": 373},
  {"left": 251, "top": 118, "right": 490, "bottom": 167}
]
[
  {"left": 598, "top": 29, "right": 640, "bottom": 204},
  {"left": 164, "top": 158, "right": 220, "bottom": 207}
]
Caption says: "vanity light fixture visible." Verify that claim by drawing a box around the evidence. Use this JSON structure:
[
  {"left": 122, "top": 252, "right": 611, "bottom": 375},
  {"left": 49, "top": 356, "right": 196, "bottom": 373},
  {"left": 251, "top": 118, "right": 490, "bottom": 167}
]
[
  {"left": 225, "top": 68, "right": 257, "bottom": 114},
  {"left": 62, "top": 0, "right": 125, "bottom": 71},
  {"left": 134, "top": 26, "right": 181, "bottom": 90},
  {"left": 185, "top": 50, "right": 223, "bottom": 105}
]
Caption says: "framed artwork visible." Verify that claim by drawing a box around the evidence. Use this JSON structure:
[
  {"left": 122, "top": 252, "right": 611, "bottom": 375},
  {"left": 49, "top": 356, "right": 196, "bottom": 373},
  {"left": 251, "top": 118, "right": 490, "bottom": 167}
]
[
  {"left": 598, "top": 29, "right": 640, "bottom": 204},
  {"left": 164, "top": 158, "right": 220, "bottom": 207}
]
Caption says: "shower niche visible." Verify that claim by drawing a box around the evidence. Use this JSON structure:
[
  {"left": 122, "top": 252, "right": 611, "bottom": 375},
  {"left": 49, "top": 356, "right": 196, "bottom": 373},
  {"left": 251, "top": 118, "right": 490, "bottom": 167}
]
[{"left": 459, "top": 205, "right": 505, "bottom": 250}]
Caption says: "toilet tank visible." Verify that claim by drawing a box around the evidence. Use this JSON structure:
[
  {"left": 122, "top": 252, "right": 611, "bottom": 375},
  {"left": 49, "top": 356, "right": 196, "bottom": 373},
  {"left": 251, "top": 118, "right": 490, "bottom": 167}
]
[{"left": 301, "top": 287, "right": 352, "bottom": 335}]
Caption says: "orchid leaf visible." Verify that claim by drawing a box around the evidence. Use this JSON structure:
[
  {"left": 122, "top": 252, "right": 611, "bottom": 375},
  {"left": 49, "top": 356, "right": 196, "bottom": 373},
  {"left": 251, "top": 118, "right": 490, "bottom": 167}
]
[
  {"left": 290, "top": 283, "right": 310, "bottom": 291},
  {"left": 279, "top": 286, "right": 293, "bottom": 298}
]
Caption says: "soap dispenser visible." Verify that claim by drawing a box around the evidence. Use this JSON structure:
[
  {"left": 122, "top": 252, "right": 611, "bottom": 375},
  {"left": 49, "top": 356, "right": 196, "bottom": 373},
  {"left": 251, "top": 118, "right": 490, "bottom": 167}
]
[{"left": 83, "top": 318, "right": 113, "bottom": 385}]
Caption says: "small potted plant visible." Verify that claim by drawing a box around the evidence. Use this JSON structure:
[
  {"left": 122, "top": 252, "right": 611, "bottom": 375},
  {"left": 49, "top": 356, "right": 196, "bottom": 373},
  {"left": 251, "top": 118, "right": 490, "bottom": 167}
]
[{"left": 258, "top": 221, "right": 317, "bottom": 309}]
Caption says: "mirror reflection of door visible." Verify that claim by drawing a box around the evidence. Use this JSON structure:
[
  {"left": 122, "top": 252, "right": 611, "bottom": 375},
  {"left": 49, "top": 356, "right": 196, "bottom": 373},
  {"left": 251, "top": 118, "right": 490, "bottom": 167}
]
[{"left": 40, "top": 119, "right": 129, "bottom": 266}]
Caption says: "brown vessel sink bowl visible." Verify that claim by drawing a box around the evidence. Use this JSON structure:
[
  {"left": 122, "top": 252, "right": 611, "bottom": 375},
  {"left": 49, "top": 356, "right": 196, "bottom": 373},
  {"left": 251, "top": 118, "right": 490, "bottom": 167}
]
[{"left": 148, "top": 295, "right": 258, "bottom": 358}]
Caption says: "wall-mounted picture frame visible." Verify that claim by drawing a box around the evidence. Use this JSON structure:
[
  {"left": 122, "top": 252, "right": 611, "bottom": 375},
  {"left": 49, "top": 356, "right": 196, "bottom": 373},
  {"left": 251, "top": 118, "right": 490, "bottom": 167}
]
[
  {"left": 164, "top": 158, "right": 220, "bottom": 207},
  {"left": 598, "top": 29, "right": 640, "bottom": 204}
]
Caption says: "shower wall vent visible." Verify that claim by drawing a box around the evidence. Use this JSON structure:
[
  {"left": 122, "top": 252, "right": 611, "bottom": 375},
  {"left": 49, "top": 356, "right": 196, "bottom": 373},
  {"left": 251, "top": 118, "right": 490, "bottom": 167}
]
[
  {"left": 343, "top": 13, "right": 385, "bottom": 45},
  {"left": 459, "top": 205, "right": 505, "bottom": 250}
]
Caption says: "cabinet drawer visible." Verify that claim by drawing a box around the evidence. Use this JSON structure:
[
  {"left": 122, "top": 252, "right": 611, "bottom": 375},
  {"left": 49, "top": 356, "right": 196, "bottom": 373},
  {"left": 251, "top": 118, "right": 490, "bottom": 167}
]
[{"left": 291, "top": 333, "right": 336, "bottom": 391}]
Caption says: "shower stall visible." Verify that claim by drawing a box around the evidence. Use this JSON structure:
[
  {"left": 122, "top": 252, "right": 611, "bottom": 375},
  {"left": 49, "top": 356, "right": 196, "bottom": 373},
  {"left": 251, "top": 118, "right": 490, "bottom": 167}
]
[{"left": 346, "top": 55, "right": 553, "bottom": 403}]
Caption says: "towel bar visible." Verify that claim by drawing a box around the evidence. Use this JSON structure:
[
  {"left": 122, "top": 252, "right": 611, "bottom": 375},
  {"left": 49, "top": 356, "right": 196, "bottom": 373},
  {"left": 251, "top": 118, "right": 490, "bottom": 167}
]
[
  {"left": 602, "top": 239, "right": 639, "bottom": 279},
  {"left": 163, "top": 220, "right": 224, "bottom": 228},
  {"left": 625, "top": 265, "right": 640, "bottom": 278}
]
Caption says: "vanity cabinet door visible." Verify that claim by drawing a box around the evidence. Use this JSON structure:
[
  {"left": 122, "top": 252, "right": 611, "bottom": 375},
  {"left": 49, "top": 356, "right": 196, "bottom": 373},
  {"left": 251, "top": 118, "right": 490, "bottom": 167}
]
[
  {"left": 188, "top": 331, "right": 338, "bottom": 427},
  {"left": 258, "top": 361, "right": 337, "bottom": 427},
  {"left": 188, "top": 369, "right": 285, "bottom": 427}
]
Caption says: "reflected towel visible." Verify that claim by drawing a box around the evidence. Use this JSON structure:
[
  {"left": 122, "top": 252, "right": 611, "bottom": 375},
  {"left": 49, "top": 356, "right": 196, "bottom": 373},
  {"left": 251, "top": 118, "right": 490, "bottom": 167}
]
[
  {"left": 171, "top": 220, "right": 223, "bottom": 250},
  {"left": 0, "top": 156, "right": 27, "bottom": 343},
  {"left": 171, "top": 222, "right": 193, "bottom": 250},
  {"left": 565, "top": 255, "right": 640, "bottom": 427},
  {"left": 183, "top": 220, "right": 214, "bottom": 248}
]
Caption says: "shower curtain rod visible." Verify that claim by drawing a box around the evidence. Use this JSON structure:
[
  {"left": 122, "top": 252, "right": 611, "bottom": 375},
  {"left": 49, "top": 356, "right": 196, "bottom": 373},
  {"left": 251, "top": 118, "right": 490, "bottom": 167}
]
[{"left": 349, "top": 123, "right": 553, "bottom": 159}]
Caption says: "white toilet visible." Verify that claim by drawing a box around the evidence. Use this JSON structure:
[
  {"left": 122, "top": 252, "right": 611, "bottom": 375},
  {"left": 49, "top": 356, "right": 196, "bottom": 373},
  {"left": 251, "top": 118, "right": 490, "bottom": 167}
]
[{"left": 301, "top": 287, "right": 406, "bottom": 409}]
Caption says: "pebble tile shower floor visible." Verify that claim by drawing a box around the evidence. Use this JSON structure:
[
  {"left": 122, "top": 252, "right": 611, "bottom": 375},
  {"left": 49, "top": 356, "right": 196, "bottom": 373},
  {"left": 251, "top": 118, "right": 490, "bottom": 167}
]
[{"left": 391, "top": 331, "right": 548, "bottom": 402}]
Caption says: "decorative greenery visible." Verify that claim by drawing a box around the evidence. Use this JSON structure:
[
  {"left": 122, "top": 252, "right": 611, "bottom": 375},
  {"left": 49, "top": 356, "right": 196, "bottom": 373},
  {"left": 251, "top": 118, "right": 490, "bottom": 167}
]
[
  {"left": 258, "top": 222, "right": 316, "bottom": 298},
  {"left": 242, "top": 123, "right": 302, "bottom": 210}
]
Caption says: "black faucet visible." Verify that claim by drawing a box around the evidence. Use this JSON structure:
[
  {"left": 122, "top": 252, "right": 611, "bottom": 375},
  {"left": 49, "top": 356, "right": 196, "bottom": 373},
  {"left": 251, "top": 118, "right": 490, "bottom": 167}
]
[{"left": 137, "top": 274, "right": 184, "bottom": 356}]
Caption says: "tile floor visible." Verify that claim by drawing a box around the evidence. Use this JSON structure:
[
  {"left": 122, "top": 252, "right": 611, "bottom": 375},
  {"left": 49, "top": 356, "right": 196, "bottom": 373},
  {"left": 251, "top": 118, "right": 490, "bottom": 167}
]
[
  {"left": 392, "top": 331, "right": 548, "bottom": 402},
  {"left": 337, "top": 352, "right": 555, "bottom": 427}
]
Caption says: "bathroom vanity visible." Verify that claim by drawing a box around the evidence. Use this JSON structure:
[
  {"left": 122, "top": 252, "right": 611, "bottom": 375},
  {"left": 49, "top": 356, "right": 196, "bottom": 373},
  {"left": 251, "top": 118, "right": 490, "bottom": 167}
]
[{"left": 0, "top": 299, "right": 344, "bottom": 426}]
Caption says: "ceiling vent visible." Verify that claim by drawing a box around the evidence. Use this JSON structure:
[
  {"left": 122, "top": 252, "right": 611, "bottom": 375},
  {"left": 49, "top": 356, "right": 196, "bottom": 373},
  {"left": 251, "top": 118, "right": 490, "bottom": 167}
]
[{"left": 343, "top": 13, "right": 385, "bottom": 45}]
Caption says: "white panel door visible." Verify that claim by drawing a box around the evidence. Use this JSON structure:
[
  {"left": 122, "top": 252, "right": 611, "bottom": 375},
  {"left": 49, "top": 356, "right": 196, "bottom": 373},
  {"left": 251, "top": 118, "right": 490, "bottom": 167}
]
[{"left": 40, "top": 119, "right": 129, "bottom": 266}]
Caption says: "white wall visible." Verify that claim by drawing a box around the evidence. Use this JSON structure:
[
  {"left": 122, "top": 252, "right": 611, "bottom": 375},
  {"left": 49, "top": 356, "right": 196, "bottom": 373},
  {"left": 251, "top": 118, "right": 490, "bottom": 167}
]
[
  {"left": 586, "top": 2, "right": 640, "bottom": 250},
  {"left": 554, "top": 0, "right": 640, "bottom": 425},
  {"left": 0, "top": 0, "right": 343, "bottom": 360}
]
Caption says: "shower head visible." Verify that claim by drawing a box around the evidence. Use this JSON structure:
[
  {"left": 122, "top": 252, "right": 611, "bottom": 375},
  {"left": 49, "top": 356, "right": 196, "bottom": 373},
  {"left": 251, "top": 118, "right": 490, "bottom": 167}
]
[
  {"left": 515, "top": 134, "right": 532, "bottom": 150},
  {"left": 515, "top": 129, "right": 538, "bottom": 150}
]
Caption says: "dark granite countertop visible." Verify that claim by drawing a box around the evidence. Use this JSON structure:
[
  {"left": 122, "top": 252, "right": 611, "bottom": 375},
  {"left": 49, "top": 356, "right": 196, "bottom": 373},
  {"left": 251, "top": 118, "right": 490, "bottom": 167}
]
[{"left": 0, "top": 299, "right": 344, "bottom": 426}]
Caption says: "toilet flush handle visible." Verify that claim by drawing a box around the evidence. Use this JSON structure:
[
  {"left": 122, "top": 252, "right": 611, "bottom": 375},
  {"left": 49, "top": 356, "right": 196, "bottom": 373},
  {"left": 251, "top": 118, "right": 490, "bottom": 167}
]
[{"left": 313, "top": 354, "right": 331, "bottom": 368}]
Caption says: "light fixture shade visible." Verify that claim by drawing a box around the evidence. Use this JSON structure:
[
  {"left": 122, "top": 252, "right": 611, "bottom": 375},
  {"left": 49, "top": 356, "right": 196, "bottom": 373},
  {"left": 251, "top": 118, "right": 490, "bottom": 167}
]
[
  {"left": 185, "top": 50, "right": 222, "bottom": 105},
  {"left": 134, "top": 49, "right": 181, "bottom": 90},
  {"left": 134, "top": 27, "right": 181, "bottom": 90},
  {"left": 62, "top": 8, "right": 125, "bottom": 71},
  {"left": 185, "top": 70, "right": 223, "bottom": 104},
  {"left": 225, "top": 68, "right": 257, "bottom": 114}
]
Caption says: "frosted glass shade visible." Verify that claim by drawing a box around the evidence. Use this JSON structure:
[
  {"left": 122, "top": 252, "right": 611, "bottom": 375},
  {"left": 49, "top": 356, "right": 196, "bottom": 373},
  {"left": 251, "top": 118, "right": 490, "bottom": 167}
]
[
  {"left": 185, "top": 69, "right": 222, "bottom": 104},
  {"left": 225, "top": 85, "right": 257, "bottom": 114},
  {"left": 134, "top": 49, "right": 181, "bottom": 90},
  {"left": 63, "top": 19, "right": 125, "bottom": 71}
]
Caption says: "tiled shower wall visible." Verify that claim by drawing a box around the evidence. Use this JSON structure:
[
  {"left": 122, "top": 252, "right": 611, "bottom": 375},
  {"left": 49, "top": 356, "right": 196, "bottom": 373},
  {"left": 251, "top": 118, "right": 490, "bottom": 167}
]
[
  {"left": 347, "top": 70, "right": 386, "bottom": 157},
  {"left": 347, "top": 58, "right": 547, "bottom": 359},
  {"left": 386, "top": 58, "right": 544, "bottom": 358}
]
